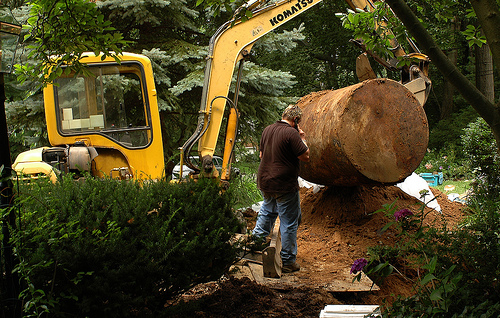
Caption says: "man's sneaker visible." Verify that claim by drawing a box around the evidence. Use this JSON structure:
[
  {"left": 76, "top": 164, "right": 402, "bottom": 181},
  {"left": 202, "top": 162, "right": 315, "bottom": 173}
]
[{"left": 282, "top": 262, "right": 300, "bottom": 273}]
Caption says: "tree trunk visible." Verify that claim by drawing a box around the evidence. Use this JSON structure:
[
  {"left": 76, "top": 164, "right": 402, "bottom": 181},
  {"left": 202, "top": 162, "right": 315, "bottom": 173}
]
[
  {"left": 470, "top": 0, "right": 500, "bottom": 78},
  {"left": 441, "top": 74, "right": 455, "bottom": 120},
  {"left": 440, "top": 18, "right": 459, "bottom": 120},
  {"left": 385, "top": 0, "right": 500, "bottom": 151},
  {"left": 475, "top": 41, "right": 495, "bottom": 103}
]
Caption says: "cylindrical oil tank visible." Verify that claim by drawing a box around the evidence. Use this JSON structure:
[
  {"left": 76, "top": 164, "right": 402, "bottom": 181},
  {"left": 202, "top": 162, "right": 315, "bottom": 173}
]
[{"left": 298, "top": 78, "right": 428, "bottom": 186}]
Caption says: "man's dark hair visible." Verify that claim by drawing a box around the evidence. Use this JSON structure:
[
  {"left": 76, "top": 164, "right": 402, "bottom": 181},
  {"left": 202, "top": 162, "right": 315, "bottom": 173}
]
[{"left": 282, "top": 104, "right": 302, "bottom": 122}]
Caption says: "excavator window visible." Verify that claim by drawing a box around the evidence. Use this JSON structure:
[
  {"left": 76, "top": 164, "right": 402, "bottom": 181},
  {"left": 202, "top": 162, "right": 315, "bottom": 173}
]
[{"left": 54, "top": 62, "right": 151, "bottom": 148}]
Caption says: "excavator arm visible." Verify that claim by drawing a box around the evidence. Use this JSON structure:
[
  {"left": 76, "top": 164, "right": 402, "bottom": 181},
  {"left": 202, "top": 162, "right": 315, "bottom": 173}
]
[
  {"left": 181, "top": 0, "right": 430, "bottom": 182},
  {"left": 181, "top": 0, "right": 326, "bottom": 180}
]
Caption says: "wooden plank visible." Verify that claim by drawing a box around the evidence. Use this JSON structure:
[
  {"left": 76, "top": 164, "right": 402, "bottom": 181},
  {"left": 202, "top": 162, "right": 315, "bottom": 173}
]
[
  {"left": 230, "top": 262, "right": 255, "bottom": 281},
  {"left": 248, "top": 262, "right": 265, "bottom": 284},
  {"left": 237, "top": 262, "right": 378, "bottom": 292},
  {"left": 262, "top": 219, "right": 282, "bottom": 278},
  {"left": 320, "top": 268, "right": 379, "bottom": 292}
]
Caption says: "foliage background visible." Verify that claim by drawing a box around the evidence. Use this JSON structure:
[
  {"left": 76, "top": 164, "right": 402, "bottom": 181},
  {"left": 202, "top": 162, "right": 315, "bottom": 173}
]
[{"left": 5, "top": 0, "right": 498, "bottom": 171}]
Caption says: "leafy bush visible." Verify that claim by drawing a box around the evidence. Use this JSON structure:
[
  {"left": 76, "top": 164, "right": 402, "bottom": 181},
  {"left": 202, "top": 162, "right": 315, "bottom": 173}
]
[
  {"left": 354, "top": 195, "right": 500, "bottom": 317},
  {"left": 230, "top": 160, "right": 261, "bottom": 210},
  {"left": 461, "top": 117, "right": 500, "bottom": 203},
  {"left": 384, "top": 202, "right": 500, "bottom": 317},
  {"left": 370, "top": 118, "right": 500, "bottom": 316},
  {"left": 415, "top": 107, "right": 480, "bottom": 182},
  {"left": 10, "top": 176, "right": 242, "bottom": 317}
]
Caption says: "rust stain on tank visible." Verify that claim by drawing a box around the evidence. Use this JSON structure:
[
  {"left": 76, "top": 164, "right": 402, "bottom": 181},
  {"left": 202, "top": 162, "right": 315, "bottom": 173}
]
[{"left": 297, "top": 78, "right": 429, "bottom": 186}]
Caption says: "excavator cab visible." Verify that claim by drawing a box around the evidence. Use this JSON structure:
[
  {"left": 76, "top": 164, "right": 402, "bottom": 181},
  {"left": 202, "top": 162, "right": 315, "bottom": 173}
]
[{"left": 14, "top": 53, "right": 165, "bottom": 181}]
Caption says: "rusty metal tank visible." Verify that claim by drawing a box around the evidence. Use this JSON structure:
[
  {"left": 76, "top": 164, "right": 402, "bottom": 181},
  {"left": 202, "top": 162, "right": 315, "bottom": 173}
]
[{"left": 298, "top": 78, "right": 428, "bottom": 186}]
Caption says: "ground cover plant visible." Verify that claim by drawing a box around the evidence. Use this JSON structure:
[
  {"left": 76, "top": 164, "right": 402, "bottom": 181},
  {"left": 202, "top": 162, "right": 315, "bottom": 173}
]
[
  {"left": 8, "top": 176, "right": 242, "bottom": 317},
  {"left": 352, "top": 118, "right": 500, "bottom": 317},
  {"left": 355, "top": 197, "right": 500, "bottom": 317},
  {"left": 231, "top": 158, "right": 261, "bottom": 210}
]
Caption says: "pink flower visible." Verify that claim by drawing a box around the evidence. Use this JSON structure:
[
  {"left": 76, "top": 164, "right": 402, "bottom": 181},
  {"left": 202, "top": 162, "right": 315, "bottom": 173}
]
[
  {"left": 350, "top": 258, "right": 368, "bottom": 274},
  {"left": 425, "top": 163, "right": 433, "bottom": 169},
  {"left": 394, "top": 208, "right": 414, "bottom": 221}
]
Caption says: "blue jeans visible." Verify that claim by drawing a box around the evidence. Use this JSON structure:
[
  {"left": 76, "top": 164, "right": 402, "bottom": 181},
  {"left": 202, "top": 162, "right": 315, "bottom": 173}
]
[{"left": 252, "top": 191, "right": 301, "bottom": 265}]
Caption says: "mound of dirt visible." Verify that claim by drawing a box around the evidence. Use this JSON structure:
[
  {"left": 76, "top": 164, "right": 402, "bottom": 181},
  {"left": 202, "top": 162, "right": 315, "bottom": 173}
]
[{"left": 167, "top": 185, "right": 467, "bottom": 317}]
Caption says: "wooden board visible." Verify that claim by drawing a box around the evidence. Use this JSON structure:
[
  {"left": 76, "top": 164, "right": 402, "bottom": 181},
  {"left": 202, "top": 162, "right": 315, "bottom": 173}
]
[{"left": 234, "top": 262, "right": 379, "bottom": 292}]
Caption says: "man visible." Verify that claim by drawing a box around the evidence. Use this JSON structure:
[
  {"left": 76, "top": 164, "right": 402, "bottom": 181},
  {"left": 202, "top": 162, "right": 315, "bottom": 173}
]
[{"left": 252, "top": 104, "right": 310, "bottom": 273}]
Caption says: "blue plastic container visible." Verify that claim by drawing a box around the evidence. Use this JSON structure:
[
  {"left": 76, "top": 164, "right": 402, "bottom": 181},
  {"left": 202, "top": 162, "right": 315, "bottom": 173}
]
[{"left": 419, "top": 172, "right": 443, "bottom": 187}]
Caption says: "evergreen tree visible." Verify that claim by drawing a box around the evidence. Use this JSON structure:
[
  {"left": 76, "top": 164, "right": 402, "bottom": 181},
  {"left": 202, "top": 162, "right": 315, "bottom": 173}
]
[{"left": 255, "top": 1, "right": 360, "bottom": 97}]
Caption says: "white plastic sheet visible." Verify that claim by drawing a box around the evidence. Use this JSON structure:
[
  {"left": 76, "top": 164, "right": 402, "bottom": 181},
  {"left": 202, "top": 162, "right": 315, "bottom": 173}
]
[
  {"left": 396, "top": 173, "right": 441, "bottom": 212},
  {"left": 298, "top": 177, "right": 325, "bottom": 194}
]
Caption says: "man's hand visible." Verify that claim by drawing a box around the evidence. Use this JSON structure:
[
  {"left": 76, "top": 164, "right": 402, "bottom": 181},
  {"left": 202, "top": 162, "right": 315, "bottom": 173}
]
[
  {"left": 297, "top": 124, "right": 310, "bottom": 162},
  {"left": 298, "top": 125, "right": 306, "bottom": 139}
]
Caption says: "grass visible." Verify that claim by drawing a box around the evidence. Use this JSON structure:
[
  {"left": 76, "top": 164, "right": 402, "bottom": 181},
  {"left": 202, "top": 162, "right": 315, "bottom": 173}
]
[{"left": 433, "top": 179, "right": 472, "bottom": 195}]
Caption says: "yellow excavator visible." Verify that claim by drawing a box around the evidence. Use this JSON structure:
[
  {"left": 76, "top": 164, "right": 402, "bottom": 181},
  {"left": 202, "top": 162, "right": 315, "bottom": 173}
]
[{"left": 12, "top": 0, "right": 430, "bottom": 183}]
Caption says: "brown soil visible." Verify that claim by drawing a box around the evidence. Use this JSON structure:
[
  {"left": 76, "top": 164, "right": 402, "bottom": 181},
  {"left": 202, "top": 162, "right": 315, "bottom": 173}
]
[{"left": 167, "top": 185, "right": 467, "bottom": 317}]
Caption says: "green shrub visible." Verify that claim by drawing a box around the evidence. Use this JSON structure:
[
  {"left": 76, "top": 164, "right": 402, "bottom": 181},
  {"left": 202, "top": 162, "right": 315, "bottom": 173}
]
[
  {"left": 384, "top": 202, "right": 500, "bottom": 317},
  {"left": 11, "top": 176, "right": 242, "bottom": 317},
  {"left": 461, "top": 117, "right": 500, "bottom": 203},
  {"left": 230, "top": 161, "right": 260, "bottom": 210},
  {"left": 356, "top": 196, "right": 500, "bottom": 317},
  {"left": 416, "top": 107, "right": 480, "bottom": 182}
]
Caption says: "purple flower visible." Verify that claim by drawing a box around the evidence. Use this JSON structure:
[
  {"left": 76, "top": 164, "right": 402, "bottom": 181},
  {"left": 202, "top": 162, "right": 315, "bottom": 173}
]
[
  {"left": 350, "top": 258, "right": 368, "bottom": 274},
  {"left": 394, "top": 208, "right": 414, "bottom": 221}
]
